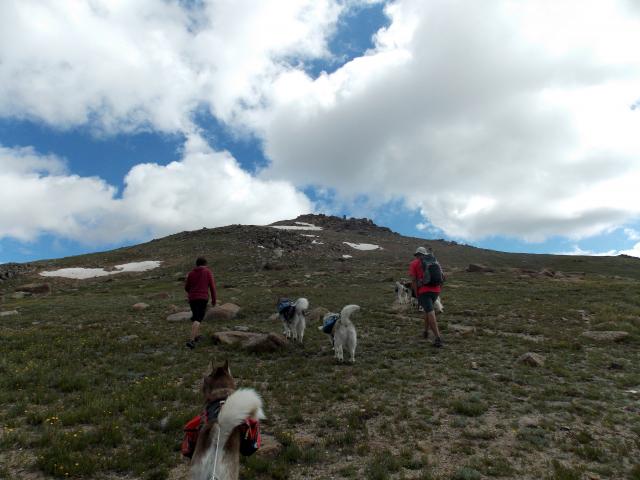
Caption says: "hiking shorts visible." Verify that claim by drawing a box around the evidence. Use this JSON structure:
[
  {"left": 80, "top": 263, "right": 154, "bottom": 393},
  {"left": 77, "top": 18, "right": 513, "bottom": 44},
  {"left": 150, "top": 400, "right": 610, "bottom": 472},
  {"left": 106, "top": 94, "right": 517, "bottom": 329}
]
[
  {"left": 189, "top": 299, "right": 208, "bottom": 322},
  {"left": 418, "top": 292, "right": 439, "bottom": 313}
]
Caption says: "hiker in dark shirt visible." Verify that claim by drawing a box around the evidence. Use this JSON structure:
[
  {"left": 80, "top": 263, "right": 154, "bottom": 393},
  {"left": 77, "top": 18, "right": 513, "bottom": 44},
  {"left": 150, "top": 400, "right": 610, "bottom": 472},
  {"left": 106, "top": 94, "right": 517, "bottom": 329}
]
[{"left": 185, "top": 257, "right": 217, "bottom": 349}]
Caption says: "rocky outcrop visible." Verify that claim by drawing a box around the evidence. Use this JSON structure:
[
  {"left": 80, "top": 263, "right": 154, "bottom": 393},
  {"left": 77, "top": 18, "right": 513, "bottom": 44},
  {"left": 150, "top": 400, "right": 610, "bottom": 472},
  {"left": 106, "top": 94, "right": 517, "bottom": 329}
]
[
  {"left": 15, "top": 283, "right": 51, "bottom": 295},
  {"left": 0, "top": 263, "right": 36, "bottom": 282},
  {"left": 212, "top": 331, "right": 288, "bottom": 352},
  {"left": 166, "top": 311, "right": 192, "bottom": 322},
  {"left": 517, "top": 352, "right": 545, "bottom": 367},
  {"left": 205, "top": 303, "right": 241, "bottom": 321},
  {"left": 582, "top": 331, "right": 629, "bottom": 342},
  {"left": 466, "top": 264, "right": 494, "bottom": 273}
]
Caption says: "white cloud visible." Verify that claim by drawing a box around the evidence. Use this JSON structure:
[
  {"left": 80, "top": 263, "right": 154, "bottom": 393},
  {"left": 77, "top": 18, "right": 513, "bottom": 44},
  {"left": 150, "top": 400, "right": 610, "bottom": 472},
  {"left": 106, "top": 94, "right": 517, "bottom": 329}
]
[
  {"left": 556, "top": 242, "right": 640, "bottom": 258},
  {"left": 256, "top": 0, "right": 640, "bottom": 242},
  {"left": 0, "top": 137, "right": 312, "bottom": 243},
  {"left": 1, "top": 0, "right": 640, "bottom": 246},
  {"left": 0, "top": 0, "right": 343, "bottom": 134},
  {"left": 624, "top": 228, "right": 640, "bottom": 241}
]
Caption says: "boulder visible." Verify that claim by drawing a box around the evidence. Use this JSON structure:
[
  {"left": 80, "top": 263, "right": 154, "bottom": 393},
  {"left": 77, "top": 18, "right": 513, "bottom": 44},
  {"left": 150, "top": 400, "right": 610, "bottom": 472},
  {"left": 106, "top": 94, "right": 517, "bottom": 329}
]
[
  {"left": 517, "top": 352, "right": 545, "bottom": 367},
  {"left": 206, "top": 303, "right": 241, "bottom": 321},
  {"left": 0, "top": 310, "right": 19, "bottom": 317},
  {"left": 15, "top": 283, "right": 51, "bottom": 295},
  {"left": 449, "top": 324, "right": 476, "bottom": 336},
  {"left": 212, "top": 331, "right": 288, "bottom": 353},
  {"left": 167, "top": 311, "right": 193, "bottom": 322},
  {"left": 132, "top": 303, "right": 150, "bottom": 310},
  {"left": 294, "top": 433, "right": 317, "bottom": 448},
  {"left": 582, "top": 331, "right": 629, "bottom": 342},
  {"left": 256, "top": 434, "right": 283, "bottom": 458},
  {"left": 466, "top": 264, "right": 494, "bottom": 273},
  {"left": 307, "top": 306, "right": 329, "bottom": 324}
]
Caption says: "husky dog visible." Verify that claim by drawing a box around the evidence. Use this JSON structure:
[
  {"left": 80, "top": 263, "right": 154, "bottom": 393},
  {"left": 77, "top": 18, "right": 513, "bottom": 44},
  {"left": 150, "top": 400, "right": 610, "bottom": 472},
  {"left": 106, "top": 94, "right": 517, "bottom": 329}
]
[
  {"left": 395, "top": 281, "right": 444, "bottom": 313},
  {"left": 190, "top": 360, "right": 265, "bottom": 480},
  {"left": 319, "top": 304, "right": 359, "bottom": 363},
  {"left": 279, "top": 297, "right": 309, "bottom": 343},
  {"left": 395, "top": 281, "right": 413, "bottom": 305}
]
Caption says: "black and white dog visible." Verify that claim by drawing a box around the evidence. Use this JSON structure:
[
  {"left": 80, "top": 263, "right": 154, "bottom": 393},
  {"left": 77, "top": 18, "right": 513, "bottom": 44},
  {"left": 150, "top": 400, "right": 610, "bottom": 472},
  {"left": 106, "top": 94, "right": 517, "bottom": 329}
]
[
  {"left": 395, "top": 281, "right": 443, "bottom": 313},
  {"left": 277, "top": 297, "right": 309, "bottom": 343}
]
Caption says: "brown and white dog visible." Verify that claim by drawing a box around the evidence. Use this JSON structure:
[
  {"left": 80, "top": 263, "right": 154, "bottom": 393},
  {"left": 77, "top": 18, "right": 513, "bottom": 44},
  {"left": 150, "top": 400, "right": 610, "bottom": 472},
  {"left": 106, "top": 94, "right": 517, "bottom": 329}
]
[{"left": 190, "top": 361, "right": 264, "bottom": 480}]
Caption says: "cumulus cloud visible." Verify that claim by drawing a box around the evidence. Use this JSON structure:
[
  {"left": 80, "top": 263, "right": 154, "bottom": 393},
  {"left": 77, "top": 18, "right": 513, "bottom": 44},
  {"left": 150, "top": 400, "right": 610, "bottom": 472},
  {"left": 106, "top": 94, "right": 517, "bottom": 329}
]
[
  {"left": 0, "top": 0, "right": 343, "bottom": 133},
  {"left": 1, "top": 0, "right": 640, "bottom": 246},
  {"left": 0, "top": 138, "right": 311, "bottom": 243},
  {"left": 256, "top": 0, "right": 640, "bottom": 241}
]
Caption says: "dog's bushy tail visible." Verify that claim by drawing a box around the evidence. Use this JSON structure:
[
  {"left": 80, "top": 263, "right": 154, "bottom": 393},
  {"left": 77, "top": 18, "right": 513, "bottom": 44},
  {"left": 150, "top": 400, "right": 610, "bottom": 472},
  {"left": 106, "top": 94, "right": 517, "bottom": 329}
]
[
  {"left": 340, "top": 304, "right": 360, "bottom": 321},
  {"left": 295, "top": 297, "right": 309, "bottom": 313},
  {"left": 217, "top": 388, "right": 265, "bottom": 445}
]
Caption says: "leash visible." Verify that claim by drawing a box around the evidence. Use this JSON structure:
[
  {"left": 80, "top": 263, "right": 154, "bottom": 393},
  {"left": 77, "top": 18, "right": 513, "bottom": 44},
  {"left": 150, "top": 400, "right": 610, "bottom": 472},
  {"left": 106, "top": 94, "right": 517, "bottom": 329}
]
[{"left": 210, "top": 424, "right": 221, "bottom": 480}]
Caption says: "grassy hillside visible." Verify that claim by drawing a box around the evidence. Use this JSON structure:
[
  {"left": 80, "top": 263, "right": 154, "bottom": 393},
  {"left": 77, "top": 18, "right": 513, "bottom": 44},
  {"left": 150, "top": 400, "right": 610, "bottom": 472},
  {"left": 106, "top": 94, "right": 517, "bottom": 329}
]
[{"left": 1, "top": 215, "right": 639, "bottom": 479}]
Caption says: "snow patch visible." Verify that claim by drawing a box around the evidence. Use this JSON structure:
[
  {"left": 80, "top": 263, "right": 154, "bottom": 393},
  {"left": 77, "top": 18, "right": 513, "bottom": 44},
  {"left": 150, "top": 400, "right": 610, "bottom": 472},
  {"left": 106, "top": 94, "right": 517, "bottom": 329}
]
[
  {"left": 312, "top": 240, "right": 324, "bottom": 245},
  {"left": 342, "top": 255, "right": 353, "bottom": 259},
  {"left": 40, "top": 261, "right": 161, "bottom": 279},
  {"left": 343, "top": 242, "right": 380, "bottom": 251},
  {"left": 300, "top": 234, "right": 318, "bottom": 238}
]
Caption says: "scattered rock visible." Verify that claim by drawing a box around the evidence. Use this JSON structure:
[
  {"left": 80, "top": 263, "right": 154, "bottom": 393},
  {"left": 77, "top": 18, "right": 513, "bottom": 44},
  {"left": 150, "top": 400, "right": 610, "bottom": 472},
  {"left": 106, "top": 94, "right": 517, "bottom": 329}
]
[
  {"left": 167, "top": 311, "right": 193, "bottom": 322},
  {"left": 10, "top": 291, "right": 31, "bottom": 299},
  {"left": 307, "top": 306, "right": 329, "bottom": 323},
  {"left": 119, "top": 335, "right": 138, "bottom": 343},
  {"left": 132, "top": 303, "right": 150, "bottom": 310},
  {"left": 206, "top": 303, "right": 241, "bottom": 321},
  {"left": 519, "top": 415, "right": 541, "bottom": 428},
  {"left": 416, "top": 441, "right": 430, "bottom": 454},
  {"left": 234, "top": 325, "right": 250, "bottom": 332},
  {"left": 470, "top": 362, "right": 478, "bottom": 370},
  {"left": 449, "top": 324, "right": 476, "bottom": 336},
  {"left": 15, "top": 283, "right": 51, "bottom": 295},
  {"left": 582, "top": 331, "right": 629, "bottom": 342},
  {"left": 212, "top": 331, "right": 288, "bottom": 352},
  {"left": 517, "top": 352, "right": 545, "bottom": 367},
  {"left": 294, "top": 433, "right": 317, "bottom": 448},
  {"left": 466, "top": 264, "right": 494, "bottom": 273},
  {"left": 256, "top": 434, "right": 283, "bottom": 458},
  {"left": 0, "top": 310, "right": 19, "bottom": 317}
]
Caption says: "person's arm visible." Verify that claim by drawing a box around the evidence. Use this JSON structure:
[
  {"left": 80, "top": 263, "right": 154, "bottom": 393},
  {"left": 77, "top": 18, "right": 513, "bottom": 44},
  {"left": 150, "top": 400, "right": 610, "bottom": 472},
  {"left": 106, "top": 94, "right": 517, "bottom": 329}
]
[
  {"left": 184, "top": 272, "right": 191, "bottom": 293},
  {"left": 409, "top": 262, "right": 418, "bottom": 295}
]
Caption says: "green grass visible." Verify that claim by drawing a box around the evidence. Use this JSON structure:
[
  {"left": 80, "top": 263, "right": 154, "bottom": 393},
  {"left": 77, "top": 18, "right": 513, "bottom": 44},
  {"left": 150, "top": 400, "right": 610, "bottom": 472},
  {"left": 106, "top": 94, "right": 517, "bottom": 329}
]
[{"left": 1, "top": 223, "right": 639, "bottom": 478}]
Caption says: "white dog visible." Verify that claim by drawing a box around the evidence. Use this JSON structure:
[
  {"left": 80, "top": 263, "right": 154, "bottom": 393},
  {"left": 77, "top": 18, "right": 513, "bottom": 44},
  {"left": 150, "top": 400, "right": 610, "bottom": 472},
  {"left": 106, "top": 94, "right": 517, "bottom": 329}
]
[
  {"left": 319, "top": 304, "right": 359, "bottom": 363},
  {"left": 278, "top": 297, "right": 309, "bottom": 343},
  {"left": 395, "top": 281, "right": 444, "bottom": 313}
]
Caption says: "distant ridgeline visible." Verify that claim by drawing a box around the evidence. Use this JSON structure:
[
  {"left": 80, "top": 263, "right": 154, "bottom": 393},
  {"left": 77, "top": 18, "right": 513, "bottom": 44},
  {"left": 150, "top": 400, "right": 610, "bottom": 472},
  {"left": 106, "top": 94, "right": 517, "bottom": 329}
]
[
  {"left": 270, "top": 214, "right": 395, "bottom": 234},
  {"left": 0, "top": 263, "right": 36, "bottom": 283}
]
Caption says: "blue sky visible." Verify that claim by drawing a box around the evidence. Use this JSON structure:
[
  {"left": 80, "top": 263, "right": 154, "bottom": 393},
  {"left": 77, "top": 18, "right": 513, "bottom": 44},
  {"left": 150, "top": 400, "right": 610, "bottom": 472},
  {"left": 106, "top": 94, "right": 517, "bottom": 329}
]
[{"left": 1, "top": 0, "right": 640, "bottom": 264}]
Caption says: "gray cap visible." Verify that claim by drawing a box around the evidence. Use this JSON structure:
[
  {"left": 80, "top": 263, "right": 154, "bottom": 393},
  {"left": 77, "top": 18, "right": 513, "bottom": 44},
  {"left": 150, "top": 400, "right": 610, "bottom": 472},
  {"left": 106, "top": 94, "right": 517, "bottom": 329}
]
[{"left": 415, "top": 246, "right": 429, "bottom": 256}]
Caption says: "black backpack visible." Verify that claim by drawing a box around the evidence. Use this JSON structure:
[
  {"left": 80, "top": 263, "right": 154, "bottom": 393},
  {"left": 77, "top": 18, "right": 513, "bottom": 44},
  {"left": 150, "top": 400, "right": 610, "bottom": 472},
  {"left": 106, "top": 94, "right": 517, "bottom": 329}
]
[{"left": 419, "top": 255, "right": 444, "bottom": 287}]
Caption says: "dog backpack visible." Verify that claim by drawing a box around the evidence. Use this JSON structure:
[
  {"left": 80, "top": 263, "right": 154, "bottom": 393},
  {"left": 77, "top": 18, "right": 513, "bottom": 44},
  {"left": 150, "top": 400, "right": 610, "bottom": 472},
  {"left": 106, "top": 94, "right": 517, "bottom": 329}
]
[
  {"left": 181, "top": 414, "right": 203, "bottom": 458},
  {"left": 277, "top": 298, "right": 296, "bottom": 321},
  {"left": 419, "top": 255, "right": 444, "bottom": 287},
  {"left": 322, "top": 313, "right": 340, "bottom": 334},
  {"left": 239, "top": 418, "right": 261, "bottom": 456}
]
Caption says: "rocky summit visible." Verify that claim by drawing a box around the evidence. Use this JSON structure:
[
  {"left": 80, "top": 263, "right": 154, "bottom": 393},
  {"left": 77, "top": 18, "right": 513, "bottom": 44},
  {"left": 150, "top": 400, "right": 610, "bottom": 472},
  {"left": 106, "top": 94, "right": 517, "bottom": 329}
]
[{"left": 1, "top": 214, "right": 639, "bottom": 479}]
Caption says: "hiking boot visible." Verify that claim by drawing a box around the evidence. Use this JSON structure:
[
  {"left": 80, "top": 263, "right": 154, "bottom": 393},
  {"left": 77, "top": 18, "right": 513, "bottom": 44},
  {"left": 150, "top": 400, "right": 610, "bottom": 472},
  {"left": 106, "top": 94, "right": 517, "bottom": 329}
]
[
  {"left": 186, "top": 340, "right": 196, "bottom": 350},
  {"left": 434, "top": 336, "right": 443, "bottom": 348},
  {"left": 194, "top": 335, "right": 204, "bottom": 343}
]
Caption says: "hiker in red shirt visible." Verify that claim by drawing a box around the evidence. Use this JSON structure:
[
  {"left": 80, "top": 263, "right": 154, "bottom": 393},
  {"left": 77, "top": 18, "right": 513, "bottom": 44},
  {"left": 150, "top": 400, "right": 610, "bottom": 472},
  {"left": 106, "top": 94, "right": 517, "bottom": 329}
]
[
  {"left": 409, "top": 246, "right": 444, "bottom": 347},
  {"left": 185, "top": 257, "right": 217, "bottom": 349}
]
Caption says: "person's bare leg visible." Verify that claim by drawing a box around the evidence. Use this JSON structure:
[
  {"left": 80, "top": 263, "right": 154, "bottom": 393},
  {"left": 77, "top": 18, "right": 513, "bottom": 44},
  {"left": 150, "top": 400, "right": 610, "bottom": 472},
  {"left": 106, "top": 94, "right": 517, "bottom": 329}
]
[
  {"left": 427, "top": 311, "right": 440, "bottom": 338},
  {"left": 190, "top": 321, "right": 201, "bottom": 342}
]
